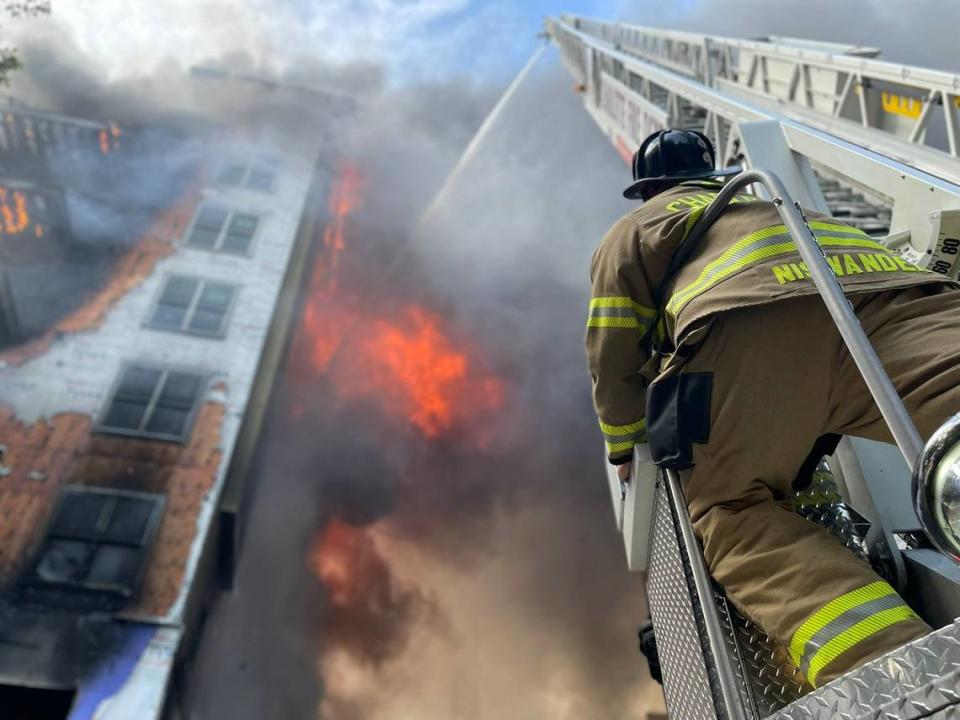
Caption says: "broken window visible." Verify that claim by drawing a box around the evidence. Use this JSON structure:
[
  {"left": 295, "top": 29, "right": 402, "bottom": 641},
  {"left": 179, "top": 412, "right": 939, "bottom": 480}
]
[
  {"left": 185, "top": 203, "right": 259, "bottom": 254},
  {"left": 148, "top": 275, "right": 236, "bottom": 338},
  {"left": 27, "top": 486, "right": 164, "bottom": 599},
  {"left": 98, "top": 363, "right": 206, "bottom": 442},
  {"left": 215, "top": 154, "right": 279, "bottom": 192}
]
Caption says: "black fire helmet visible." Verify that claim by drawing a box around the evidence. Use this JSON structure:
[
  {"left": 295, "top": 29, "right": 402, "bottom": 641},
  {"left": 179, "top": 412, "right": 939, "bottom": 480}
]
[{"left": 623, "top": 129, "right": 740, "bottom": 199}]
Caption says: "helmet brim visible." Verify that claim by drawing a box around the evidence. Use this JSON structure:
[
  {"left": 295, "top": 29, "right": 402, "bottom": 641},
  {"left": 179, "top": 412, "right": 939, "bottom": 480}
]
[{"left": 622, "top": 166, "right": 742, "bottom": 200}]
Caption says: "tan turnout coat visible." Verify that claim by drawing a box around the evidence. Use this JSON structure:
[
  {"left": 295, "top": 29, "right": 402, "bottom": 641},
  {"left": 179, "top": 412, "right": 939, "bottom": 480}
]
[{"left": 587, "top": 178, "right": 954, "bottom": 463}]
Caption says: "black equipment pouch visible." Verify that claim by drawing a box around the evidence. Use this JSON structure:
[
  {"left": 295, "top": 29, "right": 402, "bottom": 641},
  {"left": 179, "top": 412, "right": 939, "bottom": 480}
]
[{"left": 646, "top": 372, "right": 713, "bottom": 469}]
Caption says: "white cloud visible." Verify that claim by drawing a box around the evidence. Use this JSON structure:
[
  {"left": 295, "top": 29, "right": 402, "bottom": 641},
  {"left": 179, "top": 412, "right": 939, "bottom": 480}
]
[{"left": 11, "top": 0, "right": 529, "bottom": 84}]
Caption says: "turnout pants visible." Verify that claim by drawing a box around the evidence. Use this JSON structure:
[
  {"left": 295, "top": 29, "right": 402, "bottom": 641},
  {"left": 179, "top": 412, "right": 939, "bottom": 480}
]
[{"left": 679, "top": 285, "right": 960, "bottom": 687}]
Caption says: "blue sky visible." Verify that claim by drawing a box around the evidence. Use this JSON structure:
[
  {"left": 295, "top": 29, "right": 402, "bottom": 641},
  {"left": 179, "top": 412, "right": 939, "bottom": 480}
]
[{"left": 282, "top": 0, "right": 629, "bottom": 85}]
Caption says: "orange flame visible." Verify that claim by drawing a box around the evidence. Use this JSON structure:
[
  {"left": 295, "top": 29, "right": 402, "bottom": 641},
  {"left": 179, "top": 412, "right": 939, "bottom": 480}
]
[
  {"left": 309, "top": 520, "right": 371, "bottom": 607},
  {"left": 97, "top": 122, "right": 121, "bottom": 155},
  {"left": 0, "top": 187, "right": 29, "bottom": 235},
  {"left": 321, "top": 161, "right": 364, "bottom": 295},
  {"left": 340, "top": 307, "right": 503, "bottom": 438},
  {"left": 293, "top": 159, "right": 504, "bottom": 439}
]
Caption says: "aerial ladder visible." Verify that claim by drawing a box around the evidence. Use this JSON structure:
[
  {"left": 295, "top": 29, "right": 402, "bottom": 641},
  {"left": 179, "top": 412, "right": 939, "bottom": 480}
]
[{"left": 546, "top": 14, "right": 960, "bottom": 719}]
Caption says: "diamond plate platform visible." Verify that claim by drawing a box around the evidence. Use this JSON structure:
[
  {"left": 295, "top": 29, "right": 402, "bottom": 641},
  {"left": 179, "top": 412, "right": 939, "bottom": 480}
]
[
  {"left": 647, "top": 476, "right": 720, "bottom": 720},
  {"left": 771, "top": 621, "right": 960, "bottom": 719},
  {"left": 645, "top": 464, "right": 960, "bottom": 719}
]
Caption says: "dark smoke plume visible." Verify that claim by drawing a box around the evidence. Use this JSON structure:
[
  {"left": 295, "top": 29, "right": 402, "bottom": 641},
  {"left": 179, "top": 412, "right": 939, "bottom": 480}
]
[{"left": 7, "top": 12, "right": 667, "bottom": 720}]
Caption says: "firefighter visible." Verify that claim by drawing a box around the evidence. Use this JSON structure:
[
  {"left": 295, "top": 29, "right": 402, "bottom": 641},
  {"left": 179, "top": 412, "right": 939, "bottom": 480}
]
[{"left": 586, "top": 128, "right": 960, "bottom": 688}]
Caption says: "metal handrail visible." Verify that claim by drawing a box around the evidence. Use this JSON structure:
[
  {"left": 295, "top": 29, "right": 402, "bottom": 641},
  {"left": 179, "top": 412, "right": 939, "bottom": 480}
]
[
  {"left": 660, "top": 171, "right": 927, "bottom": 718},
  {"left": 547, "top": 16, "right": 960, "bottom": 190},
  {"left": 680, "top": 169, "right": 924, "bottom": 468},
  {"left": 565, "top": 14, "right": 960, "bottom": 105}
]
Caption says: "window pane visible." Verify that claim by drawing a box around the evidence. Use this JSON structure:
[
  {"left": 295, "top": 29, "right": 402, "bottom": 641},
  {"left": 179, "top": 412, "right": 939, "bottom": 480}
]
[
  {"left": 150, "top": 303, "right": 187, "bottom": 330},
  {"left": 160, "top": 276, "right": 198, "bottom": 306},
  {"left": 197, "top": 283, "right": 233, "bottom": 311},
  {"left": 102, "top": 365, "right": 160, "bottom": 432},
  {"left": 51, "top": 493, "right": 108, "bottom": 537},
  {"left": 220, "top": 232, "right": 251, "bottom": 254},
  {"left": 217, "top": 163, "right": 246, "bottom": 186},
  {"left": 115, "top": 365, "right": 162, "bottom": 402},
  {"left": 144, "top": 407, "right": 189, "bottom": 437},
  {"left": 35, "top": 539, "right": 92, "bottom": 584},
  {"left": 187, "top": 227, "right": 219, "bottom": 249},
  {"left": 188, "top": 308, "right": 225, "bottom": 335},
  {"left": 104, "top": 497, "right": 157, "bottom": 545},
  {"left": 229, "top": 213, "right": 258, "bottom": 236},
  {"left": 159, "top": 372, "right": 202, "bottom": 408},
  {"left": 195, "top": 205, "right": 228, "bottom": 232},
  {"left": 102, "top": 400, "right": 148, "bottom": 431},
  {"left": 86, "top": 545, "right": 140, "bottom": 591}
]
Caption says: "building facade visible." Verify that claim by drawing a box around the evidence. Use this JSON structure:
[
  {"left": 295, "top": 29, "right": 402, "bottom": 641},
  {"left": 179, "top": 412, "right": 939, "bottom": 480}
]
[{"left": 0, "top": 99, "right": 319, "bottom": 719}]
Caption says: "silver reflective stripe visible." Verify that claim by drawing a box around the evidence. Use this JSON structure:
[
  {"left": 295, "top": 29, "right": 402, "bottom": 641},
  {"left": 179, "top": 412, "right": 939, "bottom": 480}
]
[
  {"left": 587, "top": 300, "right": 655, "bottom": 331},
  {"left": 590, "top": 306, "right": 642, "bottom": 319},
  {"left": 798, "top": 592, "right": 904, "bottom": 677},
  {"left": 602, "top": 426, "right": 647, "bottom": 445}
]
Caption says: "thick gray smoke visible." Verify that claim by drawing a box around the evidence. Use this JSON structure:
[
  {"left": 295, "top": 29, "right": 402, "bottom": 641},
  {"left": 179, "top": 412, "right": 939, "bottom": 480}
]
[
  {"left": 198, "top": 51, "right": 661, "bottom": 718},
  {"left": 8, "top": 14, "right": 663, "bottom": 719},
  {"left": 18, "top": 2, "right": 954, "bottom": 718}
]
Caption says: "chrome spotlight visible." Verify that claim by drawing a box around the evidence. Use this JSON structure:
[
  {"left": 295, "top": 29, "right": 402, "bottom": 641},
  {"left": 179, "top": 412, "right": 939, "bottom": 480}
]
[{"left": 913, "top": 412, "right": 960, "bottom": 562}]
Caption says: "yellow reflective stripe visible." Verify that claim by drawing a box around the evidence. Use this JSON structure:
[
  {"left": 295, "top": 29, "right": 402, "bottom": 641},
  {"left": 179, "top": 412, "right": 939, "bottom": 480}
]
[
  {"left": 599, "top": 418, "right": 646, "bottom": 435},
  {"left": 667, "top": 230, "right": 887, "bottom": 318},
  {"left": 587, "top": 316, "right": 643, "bottom": 329},
  {"left": 589, "top": 296, "right": 657, "bottom": 318},
  {"left": 669, "top": 224, "right": 795, "bottom": 314},
  {"left": 788, "top": 581, "right": 894, "bottom": 667},
  {"left": 807, "top": 605, "right": 918, "bottom": 687},
  {"left": 683, "top": 205, "right": 706, "bottom": 241}
]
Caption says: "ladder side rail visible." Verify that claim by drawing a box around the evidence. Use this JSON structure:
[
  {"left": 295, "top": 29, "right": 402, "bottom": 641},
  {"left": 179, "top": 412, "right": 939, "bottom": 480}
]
[
  {"left": 562, "top": 16, "right": 960, "bottom": 158},
  {"left": 566, "top": 13, "right": 960, "bottom": 94},
  {"left": 547, "top": 18, "right": 960, "bottom": 269}
]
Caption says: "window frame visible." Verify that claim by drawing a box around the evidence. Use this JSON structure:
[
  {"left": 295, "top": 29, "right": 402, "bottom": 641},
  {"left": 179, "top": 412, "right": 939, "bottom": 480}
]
[
  {"left": 145, "top": 273, "right": 239, "bottom": 339},
  {"left": 183, "top": 202, "right": 261, "bottom": 256},
  {"left": 215, "top": 154, "right": 279, "bottom": 193},
  {"left": 96, "top": 361, "right": 209, "bottom": 443},
  {"left": 25, "top": 485, "right": 165, "bottom": 599}
]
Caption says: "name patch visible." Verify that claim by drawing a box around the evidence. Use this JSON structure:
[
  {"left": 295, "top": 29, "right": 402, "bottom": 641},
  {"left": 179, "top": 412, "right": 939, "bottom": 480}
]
[{"left": 771, "top": 252, "right": 923, "bottom": 285}]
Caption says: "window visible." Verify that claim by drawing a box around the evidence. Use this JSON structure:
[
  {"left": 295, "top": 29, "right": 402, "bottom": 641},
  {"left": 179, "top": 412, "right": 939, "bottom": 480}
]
[
  {"left": 98, "top": 363, "right": 206, "bottom": 442},
  {"left": 216, "top": 154, "right": 279, "bottom": 192},
  {"left": 27, "top": 486, "right": 164, "bottom": 599},
  {"left": 148, "top": 275, "right": 236, "bottom": 338},
  {"left": 185, "top": 204, "right": 259, "bottom": 254}
]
